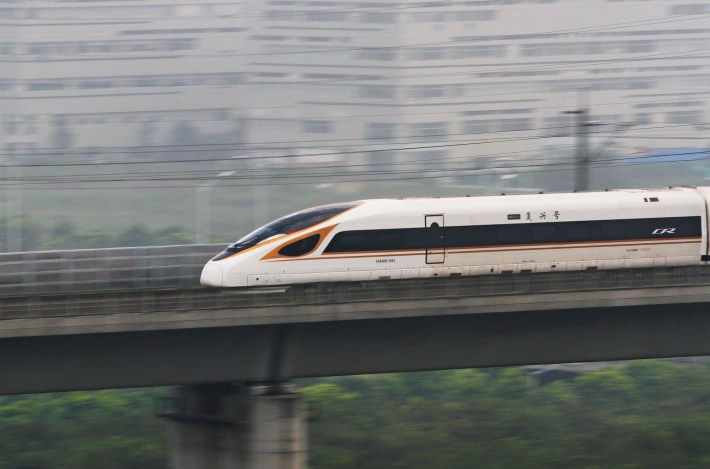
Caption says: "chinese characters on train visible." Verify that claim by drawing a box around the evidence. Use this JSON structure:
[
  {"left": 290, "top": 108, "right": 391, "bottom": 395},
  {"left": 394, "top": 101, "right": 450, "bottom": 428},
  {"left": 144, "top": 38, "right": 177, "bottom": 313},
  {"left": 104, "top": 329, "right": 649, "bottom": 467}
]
[{"left": 525, "top": 211, "right": 561, "bottom": 221}]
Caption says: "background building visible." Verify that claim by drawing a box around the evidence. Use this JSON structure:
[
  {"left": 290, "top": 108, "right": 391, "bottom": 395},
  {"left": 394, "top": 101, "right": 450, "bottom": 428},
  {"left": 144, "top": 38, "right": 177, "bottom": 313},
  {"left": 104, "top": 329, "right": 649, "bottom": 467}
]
[
  {"left": 1, "top": 0, "right": 247, "bottom": 162},
  {"left": 2, "top": 0, "right": 710, "bottom": 246},
  {"left": 244, "top": 0, "right": 710, "bottom": 189}
]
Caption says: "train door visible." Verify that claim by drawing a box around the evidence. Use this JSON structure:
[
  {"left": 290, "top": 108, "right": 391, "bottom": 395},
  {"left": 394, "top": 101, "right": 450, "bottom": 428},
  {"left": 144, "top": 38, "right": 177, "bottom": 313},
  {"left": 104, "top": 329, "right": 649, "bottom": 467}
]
[{"left": 425, "top": 214, "right": 445, "bottom": 264}]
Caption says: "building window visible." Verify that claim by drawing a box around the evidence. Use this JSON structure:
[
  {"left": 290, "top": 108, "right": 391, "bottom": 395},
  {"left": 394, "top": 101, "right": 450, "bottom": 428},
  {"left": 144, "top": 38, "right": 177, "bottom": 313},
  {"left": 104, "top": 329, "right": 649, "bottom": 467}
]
[
  {"left": 671, "top": 5, "right": 710, "bottom": 14},
  {"left": 28, "top": 81, "right": 64, "bottom": 91},
  {"left": 411, "top": 122, "right": 448, "bottom": 141},
  {"left": 666, "top": 111, "right": 701, "bottom": 124},
  {"left": 359, "top": 48, "right": 396, "bottom": 61},
  {"left": 410, "top": 47, "right": 445, "bottom": 61},
  {"left": 454, "top": 45, "right": 505, "bottom": 59},
  {"left": 366, "top": 123, "right": 396, "bottom": 142},
  {"left": 360, "top": 12, "right": 395, "bottom": 23},
  {"left": 410, "top": 85, "right": 448, "bottom": 99},
  {"left": 634, "top": 113, "right": 653, "bottom": 125},
  {"left": 359, "top": 85, "right": 395, "bottom": 99},
  {"left": 306, "top": 11, "right": 347, "bottom": 22},
  {"left": 304, "top": 120, "right": 332, "bottom": 133},
  {"left": 464, "top": 119, "right": 531, "bottom": 134}
]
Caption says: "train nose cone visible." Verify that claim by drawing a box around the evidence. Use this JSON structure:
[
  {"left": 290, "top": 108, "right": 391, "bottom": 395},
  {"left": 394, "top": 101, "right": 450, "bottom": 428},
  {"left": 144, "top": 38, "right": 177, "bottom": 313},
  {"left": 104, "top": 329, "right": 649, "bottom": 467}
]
[{"left": 200, "top": 263, "right": 224, "bottom": 287}]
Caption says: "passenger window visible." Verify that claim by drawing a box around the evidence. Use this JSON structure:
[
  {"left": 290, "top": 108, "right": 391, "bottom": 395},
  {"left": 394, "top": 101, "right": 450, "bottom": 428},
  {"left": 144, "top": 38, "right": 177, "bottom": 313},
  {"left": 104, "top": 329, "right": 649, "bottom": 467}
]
[
  {"left": 497, "top": 225, "right": 522, "bottom": 244},
  {"left": 326, "top": 232, "right": 369, "bottom": 252},
  {"left": 567, "top": 224, "right": 589, "bottom": 242},
  {"left": 376, "top": 231, "right": 402, "bottom": 250},
  {"left": 278, "top": 234, "right": 320, "bottom": 257},
  {"left": 532, "top": 225, "right": 555, "bottom": 243},
  {"left": 602, "top": 221, "right": 624, "bottom": 239}
]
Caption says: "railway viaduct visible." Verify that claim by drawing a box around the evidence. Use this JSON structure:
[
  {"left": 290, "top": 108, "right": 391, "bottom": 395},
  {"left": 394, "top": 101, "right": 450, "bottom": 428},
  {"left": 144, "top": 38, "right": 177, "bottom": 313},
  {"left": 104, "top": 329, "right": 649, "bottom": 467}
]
[{"left": 2, "top": 245, "right": 710, "bottom": 468}]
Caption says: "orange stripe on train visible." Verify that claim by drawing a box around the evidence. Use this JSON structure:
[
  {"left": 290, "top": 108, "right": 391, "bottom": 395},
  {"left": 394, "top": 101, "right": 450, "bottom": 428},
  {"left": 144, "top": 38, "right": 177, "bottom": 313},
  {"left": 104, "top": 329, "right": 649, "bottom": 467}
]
[{"left": 263, "top": 237, "right": 702, "bottom": 262}]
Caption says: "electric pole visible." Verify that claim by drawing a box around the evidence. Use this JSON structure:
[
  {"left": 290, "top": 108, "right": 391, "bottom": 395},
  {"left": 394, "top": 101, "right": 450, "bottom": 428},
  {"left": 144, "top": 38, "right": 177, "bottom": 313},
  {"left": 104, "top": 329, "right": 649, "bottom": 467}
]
[{"left": 565, "top": 108, "right": 590, "bottom": 192}]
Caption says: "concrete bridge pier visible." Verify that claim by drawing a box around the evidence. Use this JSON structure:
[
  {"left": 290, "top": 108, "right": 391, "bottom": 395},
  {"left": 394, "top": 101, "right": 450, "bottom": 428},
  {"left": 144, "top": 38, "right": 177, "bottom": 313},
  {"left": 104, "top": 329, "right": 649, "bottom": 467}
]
[{"left": 163, "top": 382, "right": 307, "bottom": 469}]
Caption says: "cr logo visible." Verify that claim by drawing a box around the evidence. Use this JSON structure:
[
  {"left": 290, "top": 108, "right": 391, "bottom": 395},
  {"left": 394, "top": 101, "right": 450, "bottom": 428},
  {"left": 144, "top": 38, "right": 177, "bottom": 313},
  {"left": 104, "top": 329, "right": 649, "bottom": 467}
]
[{"left": 652, "top": 228, "right": 676, "bottom": 235}]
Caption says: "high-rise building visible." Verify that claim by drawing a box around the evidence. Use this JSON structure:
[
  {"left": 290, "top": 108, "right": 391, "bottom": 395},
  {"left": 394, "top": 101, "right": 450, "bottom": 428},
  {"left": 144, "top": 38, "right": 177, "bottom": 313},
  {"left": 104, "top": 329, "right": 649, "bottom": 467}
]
[
  {"left": 245, "top": 0, "right": 710, "bottom": 185},
  {"left": 1, "top": 0, "right": 247, "bottom": 162},
  {"left": 3, "top": 0, "right": 709, "bottom": 185}
]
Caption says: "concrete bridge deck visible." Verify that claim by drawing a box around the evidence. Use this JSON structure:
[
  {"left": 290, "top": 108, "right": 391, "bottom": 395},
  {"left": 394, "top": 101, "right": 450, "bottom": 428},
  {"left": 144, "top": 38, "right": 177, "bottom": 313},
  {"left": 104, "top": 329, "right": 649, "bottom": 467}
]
[{"left": 2, "top": 245, "right": 710, "bottom": 394}]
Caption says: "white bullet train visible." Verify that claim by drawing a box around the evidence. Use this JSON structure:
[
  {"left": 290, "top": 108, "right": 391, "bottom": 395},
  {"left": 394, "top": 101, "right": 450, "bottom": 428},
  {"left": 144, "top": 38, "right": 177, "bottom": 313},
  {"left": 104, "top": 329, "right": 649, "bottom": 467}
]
[{"left": 200, "top": 186, "right": 710, "bottom": 288}]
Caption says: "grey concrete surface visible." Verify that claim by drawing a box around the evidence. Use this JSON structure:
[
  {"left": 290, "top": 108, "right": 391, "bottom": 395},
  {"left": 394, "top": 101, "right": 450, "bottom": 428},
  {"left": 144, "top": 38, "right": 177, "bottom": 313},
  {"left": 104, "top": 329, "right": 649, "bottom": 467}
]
[
  {"left": 163, "top": 383, "right": 306, "bottom": 469},
  {"left": 1, "top": 247, "right": 710, "bottom": 394}
]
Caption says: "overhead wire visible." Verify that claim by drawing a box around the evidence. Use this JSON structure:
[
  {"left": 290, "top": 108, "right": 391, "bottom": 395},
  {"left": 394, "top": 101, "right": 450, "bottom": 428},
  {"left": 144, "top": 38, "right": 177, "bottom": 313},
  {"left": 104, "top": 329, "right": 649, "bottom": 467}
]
[
  {"left": 1, "top": 145, "right": 581, "bottom": 182},
  {"left": 5, "top": 7, "right": 710, "bottom": 190},
  {"left": 17, "top": 86, "right": 710, "bottom": 125},
  {"left": 5, "top": 123, "right": 706, "bottom": 183},
  {"left": 1, "top": 156, "right": 705, "bottom": 190},
  {"left": 1, "top": 146, "right": 707, "bottom": 190},
  {"left": 0, "top": 126, "right": 580, "bottom": 163},
  {"left": 0, "top": 122, "right": 705, "bottom": 166}
]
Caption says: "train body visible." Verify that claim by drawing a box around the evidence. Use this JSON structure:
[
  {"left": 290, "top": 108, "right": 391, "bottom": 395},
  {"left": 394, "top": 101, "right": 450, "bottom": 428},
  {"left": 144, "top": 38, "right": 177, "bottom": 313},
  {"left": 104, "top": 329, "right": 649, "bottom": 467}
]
[{"left": 200, "top": 187, "right": 710, "bottom": 288}]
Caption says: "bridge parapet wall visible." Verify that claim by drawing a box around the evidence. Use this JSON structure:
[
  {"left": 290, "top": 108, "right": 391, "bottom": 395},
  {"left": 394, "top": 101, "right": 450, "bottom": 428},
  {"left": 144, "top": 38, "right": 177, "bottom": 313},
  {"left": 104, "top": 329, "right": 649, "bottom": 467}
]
[{"left": 0, "top": 244, "right": 223, "bottom": 296}]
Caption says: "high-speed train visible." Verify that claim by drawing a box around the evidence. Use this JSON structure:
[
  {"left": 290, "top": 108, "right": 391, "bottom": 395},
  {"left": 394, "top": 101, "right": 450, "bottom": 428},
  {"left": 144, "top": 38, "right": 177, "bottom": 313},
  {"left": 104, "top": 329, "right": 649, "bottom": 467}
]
[{"left": 200, "top": 186, "right": 710, "bottom": 288}]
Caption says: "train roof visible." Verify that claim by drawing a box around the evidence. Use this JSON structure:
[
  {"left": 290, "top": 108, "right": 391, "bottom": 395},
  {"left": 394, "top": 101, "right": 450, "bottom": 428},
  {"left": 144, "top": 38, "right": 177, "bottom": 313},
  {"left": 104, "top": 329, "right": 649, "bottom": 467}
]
[
  {"left": 336, "top": 186, "right": 706, "bottom": 223},
  {"left": 354, "top": 186, "right": 700, "bottom": 206}
]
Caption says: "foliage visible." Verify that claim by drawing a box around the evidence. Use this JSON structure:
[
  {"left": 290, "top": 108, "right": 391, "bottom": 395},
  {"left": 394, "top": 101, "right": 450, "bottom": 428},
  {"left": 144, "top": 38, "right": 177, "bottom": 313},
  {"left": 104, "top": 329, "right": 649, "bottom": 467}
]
[
  {"left": 4, "top": 362, "right": 710, "bottom": 468},
  {"left": 0, "top": 388, "right": 168, "bottom": 469},
  {"left": 0, "top": 217, "right": 196, "bottom": 251},
  {"left": 302, "top": 361, "right": 710, "bottom": 469}
]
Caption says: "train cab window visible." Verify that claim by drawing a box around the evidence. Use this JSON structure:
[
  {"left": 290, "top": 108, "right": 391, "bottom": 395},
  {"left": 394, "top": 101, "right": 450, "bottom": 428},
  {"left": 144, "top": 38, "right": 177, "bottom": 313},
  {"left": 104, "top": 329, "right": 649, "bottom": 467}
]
[
  {"left": 223, "top": 202, "right": 356, "bottom": 256},
  {"left": 272, "top": 203, "right": 356, "bottom": 235},
  {"left": 278, "top": 234, "right": 321, "bottom": 257}
]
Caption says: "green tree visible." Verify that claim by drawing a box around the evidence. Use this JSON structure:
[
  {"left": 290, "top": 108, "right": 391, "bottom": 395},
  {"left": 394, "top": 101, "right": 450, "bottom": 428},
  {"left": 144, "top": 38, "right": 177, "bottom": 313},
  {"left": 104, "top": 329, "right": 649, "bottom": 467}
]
[
  {"left": 0, "top": 389, "right": 167, "bottom": 469},
  {"left": 117, "top": 225, "right": 152, "bottom": 247},
  {"left": 153, "top": 226, "right": 192, "bottom": 245}
]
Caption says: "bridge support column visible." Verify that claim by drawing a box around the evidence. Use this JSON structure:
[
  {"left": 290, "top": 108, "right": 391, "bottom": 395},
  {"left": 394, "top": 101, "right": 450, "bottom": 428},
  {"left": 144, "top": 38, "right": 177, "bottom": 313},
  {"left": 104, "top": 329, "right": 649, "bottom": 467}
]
[{"left": 163, "top": 382, "right": 307, "bottom": 469}]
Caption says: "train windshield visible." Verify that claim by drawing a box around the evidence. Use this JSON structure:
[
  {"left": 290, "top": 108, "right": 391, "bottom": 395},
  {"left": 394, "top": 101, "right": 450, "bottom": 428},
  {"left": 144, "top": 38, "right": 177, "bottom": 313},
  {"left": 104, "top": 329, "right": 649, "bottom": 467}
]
[{"left": 212, "top": 202, "right": 357, "bottom": 260}]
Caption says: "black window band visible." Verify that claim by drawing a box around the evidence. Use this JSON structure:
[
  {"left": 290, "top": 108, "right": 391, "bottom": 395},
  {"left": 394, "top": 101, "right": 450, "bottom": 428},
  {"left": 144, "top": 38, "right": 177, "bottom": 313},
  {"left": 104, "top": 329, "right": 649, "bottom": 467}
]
[{"left": 324, "top": 216, "right": 701, "bottom": 253}]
